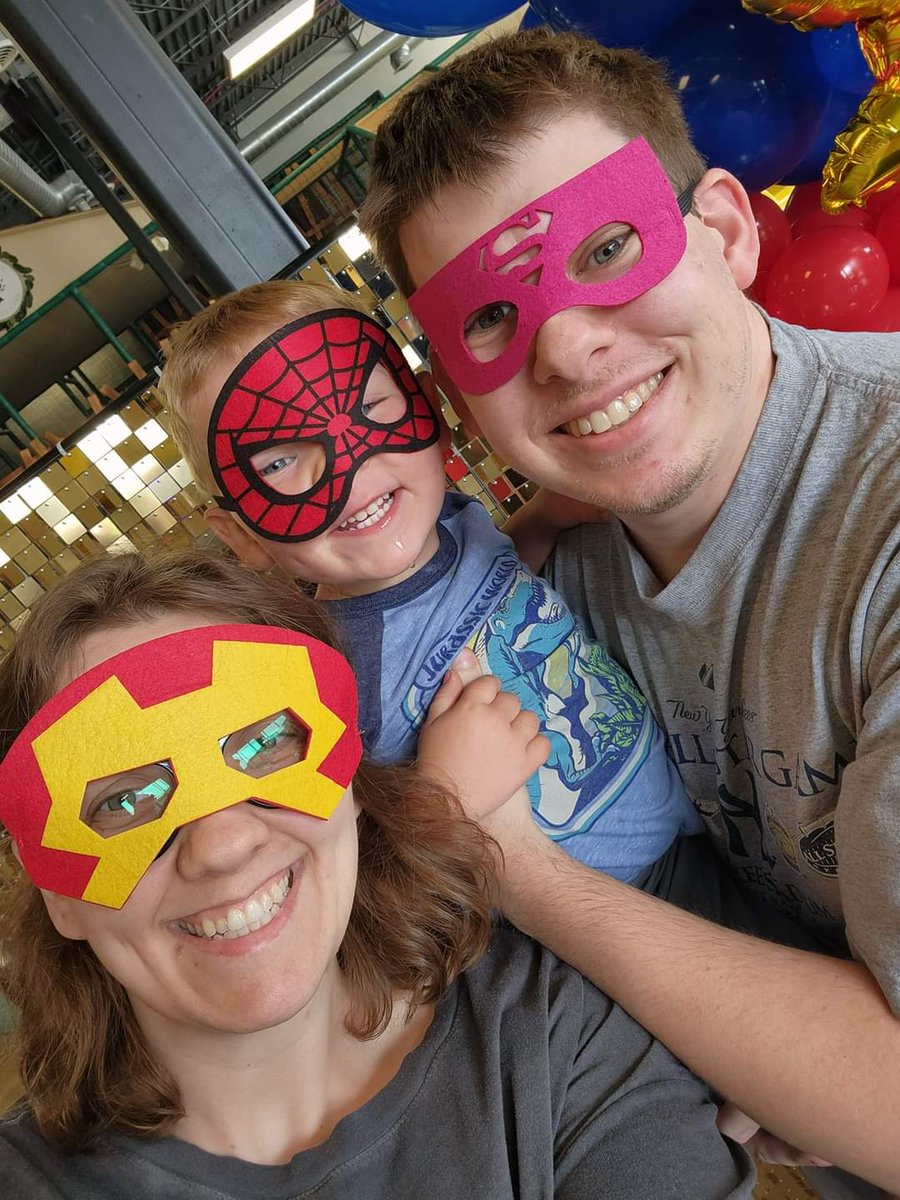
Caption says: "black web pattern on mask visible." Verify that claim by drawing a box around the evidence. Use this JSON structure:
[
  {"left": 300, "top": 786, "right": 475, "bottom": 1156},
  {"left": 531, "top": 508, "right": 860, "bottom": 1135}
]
[{"left": 213, "top": 312, "right": 430, "bottom": 539}]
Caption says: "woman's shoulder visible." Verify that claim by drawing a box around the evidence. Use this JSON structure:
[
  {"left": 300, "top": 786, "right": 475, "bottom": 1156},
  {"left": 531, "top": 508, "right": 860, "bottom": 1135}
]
[
  {"left": 0, "top": 1106, "right": 194, "bottom": 1199},
  {"left": 462, "top": 920, "right": 617, "bottom": 1036},
  {"left": 0, "top": 1106, "right": 71, "bottom": 1195}
]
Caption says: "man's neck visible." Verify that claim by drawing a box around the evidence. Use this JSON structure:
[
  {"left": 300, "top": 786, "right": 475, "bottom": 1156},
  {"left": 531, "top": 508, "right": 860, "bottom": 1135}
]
[{"left": 621, "top": 306, "right": 775, "bottom": 586}]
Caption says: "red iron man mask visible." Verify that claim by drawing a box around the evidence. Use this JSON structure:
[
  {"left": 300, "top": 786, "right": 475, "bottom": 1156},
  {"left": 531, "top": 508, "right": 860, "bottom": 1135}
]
[
  {"left": 0, "top": 624, "right": 363, "bottom": 908},
  {"left": 208, "top": 309, "right": 439, "bottom": 541}
]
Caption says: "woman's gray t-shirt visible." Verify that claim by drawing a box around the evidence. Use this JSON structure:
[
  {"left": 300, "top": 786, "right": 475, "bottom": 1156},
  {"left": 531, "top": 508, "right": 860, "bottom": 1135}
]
[{"left": 0, "top": 926, "right": 752, "bottom": 1199}]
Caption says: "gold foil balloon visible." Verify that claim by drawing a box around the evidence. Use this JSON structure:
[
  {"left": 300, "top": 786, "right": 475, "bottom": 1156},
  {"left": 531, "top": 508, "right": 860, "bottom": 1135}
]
[{"left": 742, "top": 0, "right": 900, "bottom": 210}]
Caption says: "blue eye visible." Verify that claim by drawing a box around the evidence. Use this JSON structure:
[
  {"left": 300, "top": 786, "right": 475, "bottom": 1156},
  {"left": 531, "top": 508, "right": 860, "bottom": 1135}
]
[
  {"left": 257, "top": 455, "right": 293, "bottom": 478},
  {"left": 591, "top": 237, "right": 626, "bottom": 265}
]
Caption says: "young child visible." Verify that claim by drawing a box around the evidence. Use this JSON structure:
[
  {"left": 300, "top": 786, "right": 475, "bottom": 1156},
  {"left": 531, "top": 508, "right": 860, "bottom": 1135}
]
[{"left": 162, "top": 280, "right": 701, "bottom": 884}]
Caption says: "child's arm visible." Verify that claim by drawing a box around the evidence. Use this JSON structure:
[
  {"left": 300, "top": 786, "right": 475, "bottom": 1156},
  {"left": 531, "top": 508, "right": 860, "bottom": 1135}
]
[{"left": 504, "top": 490, "right": 609, "bottom": 572}]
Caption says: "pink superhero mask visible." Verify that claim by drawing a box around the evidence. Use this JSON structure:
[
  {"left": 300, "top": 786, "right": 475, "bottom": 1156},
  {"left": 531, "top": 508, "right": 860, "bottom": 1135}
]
[
  {"left": 208, "top": 309, "right": 439, "bottom": 541},
  {"left": 408, "top": 138, "right": 696, "bottom": 395}
]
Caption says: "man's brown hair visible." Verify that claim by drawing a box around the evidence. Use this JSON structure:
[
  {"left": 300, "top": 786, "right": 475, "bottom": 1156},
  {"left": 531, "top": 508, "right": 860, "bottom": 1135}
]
[
  {"left": 360, "top": 27, "right": 706, "bottom": 296},
  {"left": 0, "top": 546, "right": 498, "bottom": 1150}
]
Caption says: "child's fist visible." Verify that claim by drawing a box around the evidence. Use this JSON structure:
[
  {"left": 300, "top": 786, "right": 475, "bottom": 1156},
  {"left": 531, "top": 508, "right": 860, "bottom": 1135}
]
[{"left": 418, "top": 649, "right": 549, "bottom": 821}]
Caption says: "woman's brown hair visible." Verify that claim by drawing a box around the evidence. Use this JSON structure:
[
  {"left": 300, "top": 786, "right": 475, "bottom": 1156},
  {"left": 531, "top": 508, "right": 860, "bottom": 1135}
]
[{"left": 0, "top": 547, "right": 498, "bottom": 1151}]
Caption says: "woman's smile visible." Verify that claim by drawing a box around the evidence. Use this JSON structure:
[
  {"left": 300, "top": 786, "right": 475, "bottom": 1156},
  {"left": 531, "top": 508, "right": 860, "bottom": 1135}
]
[{"left": 173, "top": 861, "right": 299, "bottom": 950}]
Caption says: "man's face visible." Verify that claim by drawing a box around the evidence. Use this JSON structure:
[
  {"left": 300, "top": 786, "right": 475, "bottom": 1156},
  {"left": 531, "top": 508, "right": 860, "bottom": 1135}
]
[{"left": 400, "top": 112, "right": 763, "bottom": 518}]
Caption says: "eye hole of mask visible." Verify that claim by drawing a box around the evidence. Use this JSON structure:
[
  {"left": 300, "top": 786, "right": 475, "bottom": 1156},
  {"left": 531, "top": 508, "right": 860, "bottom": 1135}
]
[
  {"left": 220, "top": 709, "right": 310, "bottom": 780},
  {"left": 80, "top": 761, "right": 177, "bottom": 839},
  {"left": 567, "top": 222, "right": 643, "bottom": 284},
  {"left": 463, "top": 303, "right": 520, "bottom": 362},
  {"left": 247, "top": 441, "right": 327, "bottom": 498}
]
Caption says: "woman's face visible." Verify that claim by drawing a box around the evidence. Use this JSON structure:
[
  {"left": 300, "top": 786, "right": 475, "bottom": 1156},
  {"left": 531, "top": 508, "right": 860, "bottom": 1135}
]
[{"left": 40, "top": 612, "right": 361, "bottom": 1038}]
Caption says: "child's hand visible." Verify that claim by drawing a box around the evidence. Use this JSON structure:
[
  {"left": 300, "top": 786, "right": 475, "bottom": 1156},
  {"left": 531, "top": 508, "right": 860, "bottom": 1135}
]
[{"left": 418, "top": 649, "right": 549, "bottom": 821}]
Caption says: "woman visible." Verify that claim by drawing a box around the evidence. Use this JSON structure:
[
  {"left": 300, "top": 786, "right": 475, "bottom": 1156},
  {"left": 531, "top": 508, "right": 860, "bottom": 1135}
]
[{"left": 0, "top": 548, "right": 753, "bottom": 1198}]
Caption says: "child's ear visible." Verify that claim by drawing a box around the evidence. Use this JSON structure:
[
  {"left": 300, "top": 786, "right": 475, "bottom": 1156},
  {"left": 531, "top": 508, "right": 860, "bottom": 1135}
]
[
  {"left": 429, "top": 354, "right": 483, "bottom": 439},
  {"left": 204, "top": 507, "right": 278, "bottom": 570}
]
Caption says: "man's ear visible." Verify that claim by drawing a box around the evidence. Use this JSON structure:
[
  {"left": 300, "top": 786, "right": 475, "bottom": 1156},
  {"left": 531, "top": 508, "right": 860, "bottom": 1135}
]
[
  {"left": 690, "top": 168, "right": 760, "bottom": 292},
  {"left": 204, "top": 507, "right": 278, "bottom": 570},
  {"left": 429, "top": 354, "right": 484, "bottom": 439},
  {"left": 40, "top": 888, "right": 88, "bottom": 943}
]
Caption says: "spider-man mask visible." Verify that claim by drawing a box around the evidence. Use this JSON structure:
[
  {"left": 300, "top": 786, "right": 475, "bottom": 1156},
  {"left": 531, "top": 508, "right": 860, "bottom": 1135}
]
[
  {"left": 0, "top": 624, "right": 362, "bottom": 908},
  {"left": 208, "top": 309, "right": 440, "bottom": 542}
]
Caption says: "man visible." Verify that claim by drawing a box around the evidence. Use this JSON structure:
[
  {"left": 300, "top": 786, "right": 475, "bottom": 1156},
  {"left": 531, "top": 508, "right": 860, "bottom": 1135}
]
[{"left": 359, "top": 27, "right": 900, "bottom": 1196}]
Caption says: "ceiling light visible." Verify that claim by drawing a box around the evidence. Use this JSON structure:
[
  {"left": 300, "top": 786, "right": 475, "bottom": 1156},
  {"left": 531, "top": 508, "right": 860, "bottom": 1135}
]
[{"left": 224, "top": 0, "right": 316, "bottom": 80}]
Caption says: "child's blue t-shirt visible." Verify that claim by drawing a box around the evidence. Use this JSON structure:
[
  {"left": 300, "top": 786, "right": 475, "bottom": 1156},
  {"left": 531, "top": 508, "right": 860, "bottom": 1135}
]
[{"left": 321, "top": 492, "right": 701, "bottom": 882}]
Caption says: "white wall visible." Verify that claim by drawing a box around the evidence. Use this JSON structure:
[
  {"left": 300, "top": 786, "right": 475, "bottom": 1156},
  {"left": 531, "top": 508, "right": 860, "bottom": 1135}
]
[{"left": 0, "top": 201, "right": 152, "bottom": 309}]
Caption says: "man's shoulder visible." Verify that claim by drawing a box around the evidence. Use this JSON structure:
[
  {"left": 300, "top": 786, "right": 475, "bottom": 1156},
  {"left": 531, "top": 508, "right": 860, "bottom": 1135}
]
[{"left": 773, "top": 319, "right": 900, "bottom": 401}]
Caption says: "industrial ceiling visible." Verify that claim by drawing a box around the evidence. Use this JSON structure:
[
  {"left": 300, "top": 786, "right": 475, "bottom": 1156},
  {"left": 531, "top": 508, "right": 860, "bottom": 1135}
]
[{"left": 0, "top": 0, "right": 364, "bottom": 229}]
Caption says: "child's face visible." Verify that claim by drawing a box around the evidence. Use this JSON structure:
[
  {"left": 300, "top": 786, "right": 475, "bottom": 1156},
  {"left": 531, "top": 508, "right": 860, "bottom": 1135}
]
[{"left": 191, "top": 342, "right": 449, "bottom": 596}]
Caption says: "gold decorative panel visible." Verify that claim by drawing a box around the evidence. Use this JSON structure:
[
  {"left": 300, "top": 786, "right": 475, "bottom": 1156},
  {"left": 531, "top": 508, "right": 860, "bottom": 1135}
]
[{"left": 0, "top": 229, "right": 536, "bottom": 654}]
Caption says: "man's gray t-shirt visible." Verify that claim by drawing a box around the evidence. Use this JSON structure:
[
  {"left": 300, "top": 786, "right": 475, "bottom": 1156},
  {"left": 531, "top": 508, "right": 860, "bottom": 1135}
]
[
  {"left": 548, "top": 318, "right": 900, "bottom": 1013},
  {"left": 0, "top": 926, "right": 753, "bottom": 1199}
]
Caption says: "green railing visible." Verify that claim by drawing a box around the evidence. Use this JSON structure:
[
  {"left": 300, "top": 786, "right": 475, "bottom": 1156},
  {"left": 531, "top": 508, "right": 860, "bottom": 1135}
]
[{"left": 0, "top": 30, "right": 479, "bottom": 452}]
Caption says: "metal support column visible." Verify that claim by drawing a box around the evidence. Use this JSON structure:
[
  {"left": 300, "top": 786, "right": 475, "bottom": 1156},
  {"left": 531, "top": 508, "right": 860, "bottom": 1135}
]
[
  {"left": 0, "top": 390, "right": 39, "bottom": 441},
  {"left": 0, "top": 0, "right": 309, "bottom": 295},
  {"left": 71, "top": 287, "right": 133, "bottom": 365},
  {"left": 9, "top": 78, "right": 204, "bottom": 316}
]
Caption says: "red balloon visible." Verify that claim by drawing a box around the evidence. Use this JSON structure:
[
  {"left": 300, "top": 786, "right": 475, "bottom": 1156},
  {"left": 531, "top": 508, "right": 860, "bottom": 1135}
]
[
  {"left": 793, "top": 206, "right": 875, "bottom": 238},
  {"left": 785, "top": 181, "right": 825, "bottom": 228},
  {"left": 863, "top": 184, "right": 900, "bottom": 220},
  {"left": 748, "top": 192, "right": 792, "bottom": 299},
  {"left": 765, "top": 228, "right": 890, "bottom": 331},
  {"left": 874, "top": 197, "right": 900, "bottom": 283},
  {"left": 870, "top": 286, "right": 900, "bottom": 332}
]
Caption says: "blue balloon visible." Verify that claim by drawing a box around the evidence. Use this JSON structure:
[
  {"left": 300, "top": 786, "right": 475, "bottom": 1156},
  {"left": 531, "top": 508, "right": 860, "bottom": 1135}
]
[
  {"left": 343, "top": 0, "right": 521, "bottom": 38},
  {"left": 526, "top": 0, "right": 695, "bottom": 48},
  {"left": 647, "top": 1, "right": 830, "bottom": 189},
  {"left": 519, "top": 6, "right": 545, "bottom": 30},
  {"left": 782, "top": 86, "right": 868, "bottom": 185},
  {"left": 810, "top": 26, "right": 873, "bottom": 98}
]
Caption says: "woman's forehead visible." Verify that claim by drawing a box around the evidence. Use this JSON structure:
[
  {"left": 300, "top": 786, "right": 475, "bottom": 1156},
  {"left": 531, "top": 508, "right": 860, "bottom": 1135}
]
[{"left": 62, "top": 612, "right": 226, "bottom": 689}]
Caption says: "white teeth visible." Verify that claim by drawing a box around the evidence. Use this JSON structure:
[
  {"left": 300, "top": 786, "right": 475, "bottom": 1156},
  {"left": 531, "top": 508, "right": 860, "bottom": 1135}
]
[
  {"left": 339, "top": 492, "right": 394, "bottom": 531},
  {"left": 607, "top": 399, "right": 630, "bottom": 426},
  {"left": 179, "top": 869, "right": 292, "bottom": 941},
  {"left": 565, "top": 370, "right": 665, "bottom": 438}
]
